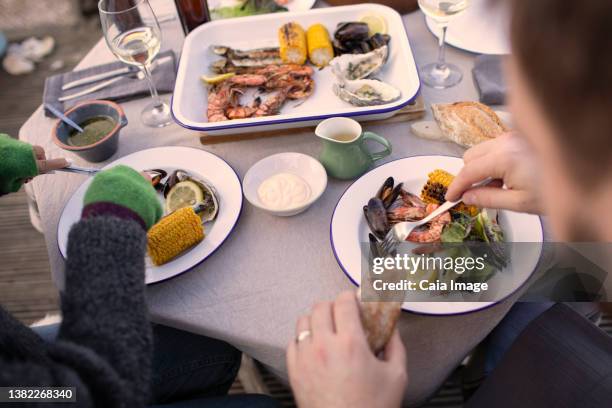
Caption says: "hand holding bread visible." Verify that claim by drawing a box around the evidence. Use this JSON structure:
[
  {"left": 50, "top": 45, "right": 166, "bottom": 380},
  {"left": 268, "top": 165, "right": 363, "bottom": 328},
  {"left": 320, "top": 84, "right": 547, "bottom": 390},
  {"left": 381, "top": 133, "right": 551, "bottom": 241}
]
[{"left": 287, "top": 291, "right": 407, "bottom": 408}]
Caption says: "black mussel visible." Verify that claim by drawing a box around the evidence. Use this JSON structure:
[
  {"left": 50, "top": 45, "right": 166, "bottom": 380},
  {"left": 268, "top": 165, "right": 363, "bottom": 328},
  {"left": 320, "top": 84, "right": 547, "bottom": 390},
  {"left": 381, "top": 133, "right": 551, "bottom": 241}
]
[
  {"left": 364, "top": 197, "right": 389, "bottom": 240},
  {"left": 143, "top": 169, "right": 168, "bottom": 190},
  {"left": 376, "top": 177, "right": 394, "bottom": 201},
  {"left": 368, "top": 233, "right": 384, "bottom": 259},
  {"left": 368, "top": 33, "right": 391, "bottom": 50},
  {"left": 383, "top": 183, "right": 403, "bottom": 209},
  {"left": 334, "top": 22, "right": 370, "bottom": 43}
]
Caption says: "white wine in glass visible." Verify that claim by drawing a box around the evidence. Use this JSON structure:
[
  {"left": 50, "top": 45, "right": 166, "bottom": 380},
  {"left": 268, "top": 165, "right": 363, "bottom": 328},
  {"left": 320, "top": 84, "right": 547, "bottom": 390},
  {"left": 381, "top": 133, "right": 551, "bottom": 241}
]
[
  {"left": 418, "top": 0, "right": 470, "bottom": 89},
  {"left": 99, "top": 0, "right": 172, "bottom": 128},
  {"left": 112, "top": 27, "right": 161, "bottom": 66}
]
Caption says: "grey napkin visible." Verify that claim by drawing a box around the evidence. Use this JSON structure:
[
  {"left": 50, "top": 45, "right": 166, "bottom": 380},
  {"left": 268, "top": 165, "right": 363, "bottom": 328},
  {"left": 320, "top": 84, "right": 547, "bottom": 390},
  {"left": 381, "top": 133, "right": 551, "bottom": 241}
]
[
  {"left": 43, "top": 50, "right": 177, "bottom": 117},
  {"left": 472, "top": 55, "right": 506, "bottom": 105}
]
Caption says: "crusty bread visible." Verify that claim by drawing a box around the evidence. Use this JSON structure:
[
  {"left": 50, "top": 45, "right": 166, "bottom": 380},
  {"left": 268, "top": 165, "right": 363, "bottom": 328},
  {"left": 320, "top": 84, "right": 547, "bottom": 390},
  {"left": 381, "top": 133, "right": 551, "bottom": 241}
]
[
  {"left": 359, "top": 299, "right": 402, "bottom": 354},
  {"left": 431, "top": 102, "right": 509, "bottom": 147}
]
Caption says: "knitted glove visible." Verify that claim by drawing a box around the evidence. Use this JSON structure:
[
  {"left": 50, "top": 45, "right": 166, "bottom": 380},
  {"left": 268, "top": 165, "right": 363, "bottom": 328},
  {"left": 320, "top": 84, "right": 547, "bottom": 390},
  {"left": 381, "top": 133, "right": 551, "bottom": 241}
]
[
  {"left": 82, "top": 165, "right": 163, "bottom": 230},
  {"left": 0, "top": 134, "right": 38, "bottom": 194}
]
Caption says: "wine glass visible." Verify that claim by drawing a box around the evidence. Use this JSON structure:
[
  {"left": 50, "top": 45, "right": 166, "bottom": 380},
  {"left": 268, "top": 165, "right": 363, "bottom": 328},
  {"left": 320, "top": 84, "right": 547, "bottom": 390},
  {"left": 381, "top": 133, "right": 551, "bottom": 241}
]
[
  {"left": 418, "top": 0, "right": 470, "bottom": 89},
  {"left": 99, "top": 0, "right": 172, "bottom": 128}
]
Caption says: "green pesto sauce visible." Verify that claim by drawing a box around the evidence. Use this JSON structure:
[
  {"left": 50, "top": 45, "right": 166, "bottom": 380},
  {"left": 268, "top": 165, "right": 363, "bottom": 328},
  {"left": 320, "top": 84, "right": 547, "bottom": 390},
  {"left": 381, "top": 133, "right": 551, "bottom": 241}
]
[{"left": 67, "top": 116, "right": 116, "bottom": 147}]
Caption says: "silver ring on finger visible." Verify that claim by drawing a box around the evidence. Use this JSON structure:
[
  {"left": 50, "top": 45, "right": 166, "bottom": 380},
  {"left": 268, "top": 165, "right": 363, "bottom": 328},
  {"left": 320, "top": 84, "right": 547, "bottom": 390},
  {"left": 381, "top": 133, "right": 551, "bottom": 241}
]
[{"left": 296, "top": 330, "right": 311, "bottom": 343}]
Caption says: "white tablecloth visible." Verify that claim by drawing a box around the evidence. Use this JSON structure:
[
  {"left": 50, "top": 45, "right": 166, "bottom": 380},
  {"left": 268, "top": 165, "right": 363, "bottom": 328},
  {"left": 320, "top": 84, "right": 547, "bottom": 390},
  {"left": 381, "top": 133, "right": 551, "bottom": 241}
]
[{"left": 19, "top": 6, "right": 521, "bottom": 405}]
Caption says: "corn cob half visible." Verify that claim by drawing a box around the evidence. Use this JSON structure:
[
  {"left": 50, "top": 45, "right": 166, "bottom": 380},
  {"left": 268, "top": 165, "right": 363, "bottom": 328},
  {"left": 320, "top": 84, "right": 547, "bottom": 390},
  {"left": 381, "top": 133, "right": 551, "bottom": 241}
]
[
  {"left": 307, "top": 24, "right": 333, "bottom": 67},
  {"left": 421, "top": 169, "right": 479, "bottom": 216},
  {"left": 147, "top": 207, "right": 205, "bottom": 266},
  {"left": 279, "top": 22, "right": 307, "bottom": 65}
]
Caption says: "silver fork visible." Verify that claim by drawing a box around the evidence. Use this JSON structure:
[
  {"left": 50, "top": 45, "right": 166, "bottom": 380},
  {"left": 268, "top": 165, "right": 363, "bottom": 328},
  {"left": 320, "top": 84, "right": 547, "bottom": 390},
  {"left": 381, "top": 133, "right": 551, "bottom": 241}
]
[{"left": 380, "top": 178, "right": 492, "bottom": 254}]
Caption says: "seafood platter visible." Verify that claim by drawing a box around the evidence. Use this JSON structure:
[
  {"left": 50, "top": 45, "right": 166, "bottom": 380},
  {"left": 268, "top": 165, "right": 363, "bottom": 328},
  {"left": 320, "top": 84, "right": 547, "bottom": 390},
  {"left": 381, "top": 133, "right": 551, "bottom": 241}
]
[
  {"left": 172, "top": 3, "right": 420, "bottom": 135},
  {"left": 330, "top": 155, "right": 544, "bottom": 315},
  {"left": 57, "top": 147, "right": 243, "bottom": 284}
]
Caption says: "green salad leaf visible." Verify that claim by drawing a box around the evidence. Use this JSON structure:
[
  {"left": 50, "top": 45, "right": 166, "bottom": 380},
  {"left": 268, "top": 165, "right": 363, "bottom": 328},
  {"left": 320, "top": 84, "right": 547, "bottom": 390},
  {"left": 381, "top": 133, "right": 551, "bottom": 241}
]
[{"left": 211, "top": 0, "right": 287, "bottom": 19}]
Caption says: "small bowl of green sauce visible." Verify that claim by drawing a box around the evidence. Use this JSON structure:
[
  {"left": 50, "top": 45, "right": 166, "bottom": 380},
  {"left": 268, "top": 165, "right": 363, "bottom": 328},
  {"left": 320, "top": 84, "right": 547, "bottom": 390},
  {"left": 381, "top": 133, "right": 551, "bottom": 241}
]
[{"left": 52, "top": 100, "right": 128, "bottom": 163}]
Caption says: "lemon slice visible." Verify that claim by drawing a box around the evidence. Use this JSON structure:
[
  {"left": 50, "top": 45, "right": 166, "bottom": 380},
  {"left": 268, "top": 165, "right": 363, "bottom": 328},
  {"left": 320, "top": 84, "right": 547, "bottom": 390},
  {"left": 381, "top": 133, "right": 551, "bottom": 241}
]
[
  {"left": 359, "top": 13, "right": 388, "bottom": 36},
  {"left": 165, "top": 180, "right": 204, "bottom": 214},
  {"left": 200, "top": 72, "right": 235, "bottom": 85}
]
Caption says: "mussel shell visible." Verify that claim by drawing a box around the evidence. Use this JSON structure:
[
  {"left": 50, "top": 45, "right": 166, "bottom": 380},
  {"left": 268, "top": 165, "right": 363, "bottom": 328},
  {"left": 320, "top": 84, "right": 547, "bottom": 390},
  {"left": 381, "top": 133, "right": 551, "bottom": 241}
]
[
  {"left": 376, "top": 177, "right": 394, "bottom": 201},
  {"left": 334, "top": 22, "right": 370, "bottom": 43},
  {"left": 364, "top": 198, "right": 389, "bottom": 240},
  {"left": 143, "top": 169, "right": 168, "bottom": 190},
  {"left": 368, "top": 233, "right": 384, "bottom": 259}
]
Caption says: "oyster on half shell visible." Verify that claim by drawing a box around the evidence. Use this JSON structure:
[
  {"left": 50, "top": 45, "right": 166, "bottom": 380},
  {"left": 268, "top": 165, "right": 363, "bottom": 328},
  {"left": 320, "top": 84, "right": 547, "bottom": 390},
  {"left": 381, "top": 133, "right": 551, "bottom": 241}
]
[
  {"left": 333, "top": 78, "right": 401, "bottom": 107},
  {"left": 329, "top": 45, "right": 389, "bottom": 81}
]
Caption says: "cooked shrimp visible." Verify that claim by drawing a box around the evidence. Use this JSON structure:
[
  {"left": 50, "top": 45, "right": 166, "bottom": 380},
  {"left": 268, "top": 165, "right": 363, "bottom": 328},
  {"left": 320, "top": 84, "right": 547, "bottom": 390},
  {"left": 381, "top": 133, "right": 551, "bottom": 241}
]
[
  {"left": 254, "top": 89, "right": 289, "bottom": 117},
  {"left": 407, "top": 203, "right": 451, "bottom": 243},
  {"left": 207, "top": 83, "right": 232, "bottom": 122},
  {"left": 228, "top": 74, "right": 267, "bottom": 87},
  {"left": 387, "top": 206, "right": 427, "bottom": 224}
]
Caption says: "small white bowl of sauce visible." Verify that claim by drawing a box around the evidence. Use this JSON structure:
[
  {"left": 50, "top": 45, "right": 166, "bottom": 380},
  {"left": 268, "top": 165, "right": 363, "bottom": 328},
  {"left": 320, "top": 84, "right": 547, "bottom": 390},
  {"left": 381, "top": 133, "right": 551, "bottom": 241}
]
[{"left": 243, "top": 152, "right": 328, "bottom": 216}]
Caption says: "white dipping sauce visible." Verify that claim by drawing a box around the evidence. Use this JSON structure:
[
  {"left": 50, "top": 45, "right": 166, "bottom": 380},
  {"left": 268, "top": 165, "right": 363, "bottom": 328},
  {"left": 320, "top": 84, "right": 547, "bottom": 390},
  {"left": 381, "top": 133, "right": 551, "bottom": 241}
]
[{"left": 257, "top": 172, "right": 311, "bottom": 210}]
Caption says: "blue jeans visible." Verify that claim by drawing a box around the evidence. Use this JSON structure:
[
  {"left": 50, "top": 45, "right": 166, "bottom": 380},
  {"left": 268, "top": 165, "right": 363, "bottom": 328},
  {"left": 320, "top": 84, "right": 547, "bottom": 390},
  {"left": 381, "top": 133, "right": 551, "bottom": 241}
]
[
  {"left": 33, "top": 323, "right": 279, "bottom": 408},
  {"left": 483, "top": 301, "right": 601, "bottom": 375}
]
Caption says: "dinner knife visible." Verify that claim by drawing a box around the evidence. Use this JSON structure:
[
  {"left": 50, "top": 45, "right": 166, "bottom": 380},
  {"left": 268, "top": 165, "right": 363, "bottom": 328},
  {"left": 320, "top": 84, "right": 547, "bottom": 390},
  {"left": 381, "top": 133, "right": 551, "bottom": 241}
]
[
  {"left": 59, "top": 76, "right": 127, "bottom": 102},
  {"left": 61, "top": 55, "right": 173, "bottom": 91},
  {"left": 62, "top": 67, "right": 135, "bottom": 91}
]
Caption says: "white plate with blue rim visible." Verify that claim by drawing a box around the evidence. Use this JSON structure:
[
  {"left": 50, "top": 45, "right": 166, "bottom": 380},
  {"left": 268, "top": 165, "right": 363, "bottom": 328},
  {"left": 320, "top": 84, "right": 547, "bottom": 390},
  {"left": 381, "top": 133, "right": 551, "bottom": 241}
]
[
  {"left": 425, "top": 0, "right": 511, "bottom": 55},
  {"left": 330, "top": 155, "right": 543, "bottom": 315},
  {"left": 56, "top": 146, "right": 243, "bottom": 285}
]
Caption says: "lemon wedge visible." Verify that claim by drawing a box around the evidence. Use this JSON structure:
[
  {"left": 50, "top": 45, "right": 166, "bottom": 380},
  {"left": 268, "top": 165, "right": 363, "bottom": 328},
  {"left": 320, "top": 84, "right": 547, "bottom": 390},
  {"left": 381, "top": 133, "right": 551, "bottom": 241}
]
[
  {"left": 165, "top": 180, "right": 204, "bottom": 214},
  {"left": 200, "top": 72, "right": 235, "bottom": 85},
  {"left": 359, "top": 13, "right": 388, "bottom": 36}
]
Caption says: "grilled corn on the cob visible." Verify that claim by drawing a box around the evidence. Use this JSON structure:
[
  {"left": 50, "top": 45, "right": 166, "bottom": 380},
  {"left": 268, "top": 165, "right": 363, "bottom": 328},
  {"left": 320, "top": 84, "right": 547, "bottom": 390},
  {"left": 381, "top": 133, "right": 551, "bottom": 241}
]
[
  {"left": 307, "top": 24, "right": 333, "bottom": 67},
  {"left": 279, "top": 22, "right": 307, "bottom": 65},
  {"left": 421, "top": 169, "right": 479, "bottom": 216},
  {"left": 147, "top": 207, "right": 204, "bottom": 266}
]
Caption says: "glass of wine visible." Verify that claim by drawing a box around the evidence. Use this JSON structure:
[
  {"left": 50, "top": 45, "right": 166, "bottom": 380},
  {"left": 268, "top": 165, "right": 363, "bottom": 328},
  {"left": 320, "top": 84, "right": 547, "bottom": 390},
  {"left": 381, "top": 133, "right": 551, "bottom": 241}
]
[
  {"left": 418, "top": 0, "right": 470, "bottom": 89},
  {"left": 99, "top": 0, "right": 172, "bottom": 128}
]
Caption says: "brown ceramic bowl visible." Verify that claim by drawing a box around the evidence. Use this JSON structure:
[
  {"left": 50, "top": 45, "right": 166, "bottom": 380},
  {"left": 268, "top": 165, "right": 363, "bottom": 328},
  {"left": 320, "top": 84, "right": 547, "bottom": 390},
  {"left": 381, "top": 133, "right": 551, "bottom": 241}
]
[{"left": 51, "top": 100, "right": 128, "bottom": 163}]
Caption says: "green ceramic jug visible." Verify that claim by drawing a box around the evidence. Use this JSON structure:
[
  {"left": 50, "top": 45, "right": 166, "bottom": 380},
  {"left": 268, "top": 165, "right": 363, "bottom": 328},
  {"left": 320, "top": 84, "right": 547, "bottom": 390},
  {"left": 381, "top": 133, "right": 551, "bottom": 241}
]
[{"left": 315, "top": 117, "right": 392, "bottom": 180}]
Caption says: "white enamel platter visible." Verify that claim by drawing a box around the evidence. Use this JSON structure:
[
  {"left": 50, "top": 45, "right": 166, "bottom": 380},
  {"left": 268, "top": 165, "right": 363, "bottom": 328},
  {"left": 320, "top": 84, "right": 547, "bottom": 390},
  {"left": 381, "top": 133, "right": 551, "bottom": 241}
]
[
  {"left": 57, "top": 147, "right": 243, "bottom": 285},
  {"left": 425, "top": 0, "right": 511, "bottom": 55},
  {"left": 172, "top": 3, "right": 421, "bottom": 136},
  {"left": 330, "top": 156, "right": 543, "bottom": 315}
]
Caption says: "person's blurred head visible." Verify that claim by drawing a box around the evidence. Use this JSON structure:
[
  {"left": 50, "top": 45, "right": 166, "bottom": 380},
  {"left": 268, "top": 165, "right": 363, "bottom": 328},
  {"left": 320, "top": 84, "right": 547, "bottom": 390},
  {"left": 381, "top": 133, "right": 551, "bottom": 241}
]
[{"left": 506, "top": 0, "right": 612, "bottom": 241}]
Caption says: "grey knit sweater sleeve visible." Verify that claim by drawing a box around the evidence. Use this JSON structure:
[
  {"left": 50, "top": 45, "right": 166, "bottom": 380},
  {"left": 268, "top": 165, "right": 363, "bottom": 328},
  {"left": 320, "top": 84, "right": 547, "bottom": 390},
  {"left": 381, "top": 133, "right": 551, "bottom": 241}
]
[{"left": 0, "top": 216, "right": 152, "bottom": 407}]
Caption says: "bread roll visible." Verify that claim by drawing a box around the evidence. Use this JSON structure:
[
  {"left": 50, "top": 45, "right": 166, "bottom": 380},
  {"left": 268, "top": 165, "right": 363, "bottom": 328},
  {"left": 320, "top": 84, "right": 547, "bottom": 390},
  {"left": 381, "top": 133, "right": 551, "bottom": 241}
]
[
  {"left": 359, "top": 298, "right": 402, "bottom": 354},
  {"left": 431, "top": 101, "right": 509, "bottom": 147}
]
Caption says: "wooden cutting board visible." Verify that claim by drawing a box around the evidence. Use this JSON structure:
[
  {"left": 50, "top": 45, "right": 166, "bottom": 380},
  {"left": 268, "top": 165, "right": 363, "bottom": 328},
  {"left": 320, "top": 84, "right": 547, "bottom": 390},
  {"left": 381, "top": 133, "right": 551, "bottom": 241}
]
[{"left": 199, "top": 94, "right": 425, "bottom": 145}]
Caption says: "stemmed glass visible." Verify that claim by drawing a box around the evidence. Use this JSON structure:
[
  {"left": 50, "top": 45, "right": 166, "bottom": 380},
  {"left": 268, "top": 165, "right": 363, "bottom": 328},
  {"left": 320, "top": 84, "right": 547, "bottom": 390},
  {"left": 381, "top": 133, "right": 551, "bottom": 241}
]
[
  {"left": 99, "top": 0, "right": 172, "bottom": 127},
  {"left": 418, "top": 0, "right": 470, "bottom": 89}
]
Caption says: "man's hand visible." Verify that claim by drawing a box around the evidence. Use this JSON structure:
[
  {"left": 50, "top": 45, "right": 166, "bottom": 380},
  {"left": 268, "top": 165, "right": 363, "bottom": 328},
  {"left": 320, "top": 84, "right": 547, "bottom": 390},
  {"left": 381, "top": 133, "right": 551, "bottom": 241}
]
[
  {"left": 32, "top": 145, "right": 69, "bottom": 174},
  {"left": 446, "top": 133, "right": 542, "bottom": 214},
  {"left": 287, "top": 291, "right": 408, "bottom": 408}
]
